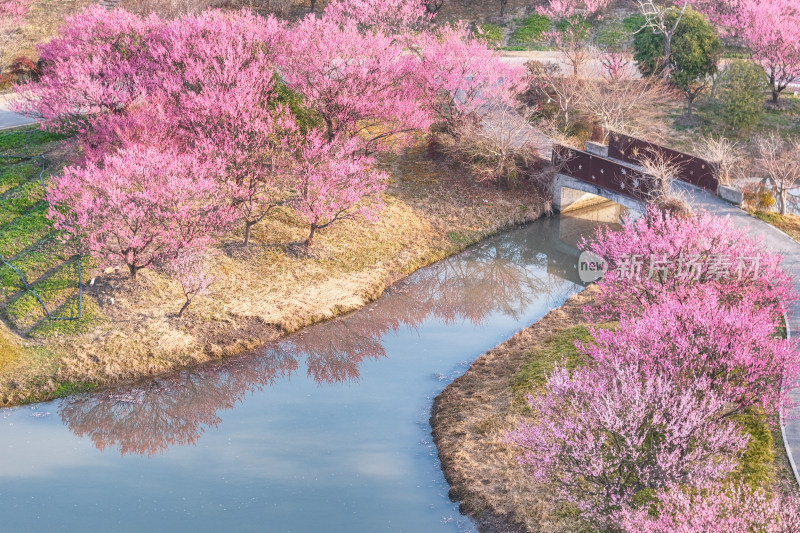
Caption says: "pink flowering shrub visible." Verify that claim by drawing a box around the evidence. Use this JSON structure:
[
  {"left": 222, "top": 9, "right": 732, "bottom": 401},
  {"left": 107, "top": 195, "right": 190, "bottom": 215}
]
[
  {"left": 506, "top": 360, "right": 748, "bottom": 526},
  {"left": 581, "top": 287, "right": 800, "bottom": 416},
  {"left": 618, "top": 483, "right": 800, "bottom": 533},
  {"left": 581, "top": 207, "right": 795, "bottom": 321},
  {"left": 47, "top": 145, "right": 233, "bottom": 279}
]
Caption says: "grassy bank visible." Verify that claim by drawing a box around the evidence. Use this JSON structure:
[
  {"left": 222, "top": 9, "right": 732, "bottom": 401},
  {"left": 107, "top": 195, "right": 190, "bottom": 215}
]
[
  {"left": 0, "top": 126, "right": 550, "bottom": 405},
  {"left": 431, "top": 288, "right": 794, "bottom": 532}
]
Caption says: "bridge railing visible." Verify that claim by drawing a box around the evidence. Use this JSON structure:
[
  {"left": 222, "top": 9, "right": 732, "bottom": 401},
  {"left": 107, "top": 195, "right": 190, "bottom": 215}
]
[
  {"left": 608, "top": 131, "right": 719, "bottom": 193},
  {"left": 552, "top": 143, "right": 658, "bottom": 201}
]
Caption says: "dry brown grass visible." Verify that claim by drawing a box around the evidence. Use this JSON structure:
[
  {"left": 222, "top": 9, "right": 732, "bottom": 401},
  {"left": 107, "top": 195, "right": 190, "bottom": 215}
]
[
  {"left": 0, "top": 141, "right": 551, "bottom": 404},
  {"left": 430, "top": 287, "right": 597, "bottom": 533}
]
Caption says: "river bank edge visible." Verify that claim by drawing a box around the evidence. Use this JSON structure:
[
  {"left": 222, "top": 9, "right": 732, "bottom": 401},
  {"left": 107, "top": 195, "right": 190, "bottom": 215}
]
[
  {"left": 2, "top": 201, "right": 553, "bottom": 407},
  {"left": 430, "top": 287, "right": 595, "bottom": 533}
]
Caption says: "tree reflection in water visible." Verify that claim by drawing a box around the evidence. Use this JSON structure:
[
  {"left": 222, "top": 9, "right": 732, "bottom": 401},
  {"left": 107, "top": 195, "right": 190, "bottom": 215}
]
[{"left": 59, "top": 206, "right": 623, "bottom": 456}]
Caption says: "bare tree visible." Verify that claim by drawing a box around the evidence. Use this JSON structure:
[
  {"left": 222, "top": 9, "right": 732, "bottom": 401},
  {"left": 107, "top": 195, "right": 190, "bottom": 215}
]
[
  {"left": 526, "top": 61, "right": 585, "bottom": 131},
  {"left": 634, "top": 0, "right": 690, "bottom": 78},
  {"left": 754, "top": 133, "right": 800, "bottom": 215},
  {"left": 578, "top": 75, "right": 673, "bottom": 141},
  {"left": 696, "top": 136, "right": 743, "bottom": 185},
  {"left": 445, "top": 106, "right": 544, "bottom": 187}
]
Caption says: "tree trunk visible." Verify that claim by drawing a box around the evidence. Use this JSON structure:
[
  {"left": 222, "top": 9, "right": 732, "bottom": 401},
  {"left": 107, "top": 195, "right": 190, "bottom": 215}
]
[
  {"left": 305, "top": 224, "right": 317, "bottom": 247},
  {"left": 244, "top": 220, "right": 256, "bottom": 246},
  {"left": 662, "top": 38, "right": 672, "bottom": 79},
  {"left": 128, "top": 264, "right": 139, "bottom": 279},
  {"left": 500, "top": 0, "right": 506, "bottom": 17},
  {"left": 780, "top": 189, "right": 788, "bottom": 215},
  {"left": 310, "top": 0, "right": 316, "bottom": 12},
  {"left": 772, "top": 88, "right": 780, "bottom": 104},
  {"left": 177, "top": 298, "right": 191, "bottom": 317},
  {"left": 686, "top": 97, "right": 693, "bottom": 118}
]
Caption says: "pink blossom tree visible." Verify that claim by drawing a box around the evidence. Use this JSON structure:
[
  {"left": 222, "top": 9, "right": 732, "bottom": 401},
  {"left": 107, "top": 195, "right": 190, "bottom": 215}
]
[
  {"left": 290, "top": 131, "right": 387, "bottom": 246},
  {"left": 412, "top": 25, "right": 526, "bottom": 132},
  {"left": 281, "top": 13, "right": 432, "bottom": 150},
  {"left": 581, "top": 287, "right": 800, "bottom": 416},
  {"left": 322, "top": 0, "right": 432, "bottom": 33},
  {"left": 581, "top": 207, "right": 796, "bottom": 322},
  {"left": 506, "top": 360, "right": 748, "bottom": 526},
  {"left": 618, "top": 483, "right": 800, "bottom": 532},
  {"left": 47, "top": 145, "right": 234, "bottom": 279},
  {"left": 155, "top": 10, "right": 295, "bottom": 245},
  {"left": 691, "top": 0, "right": 800, "bottom": 103},
  {"left": 0, "top": 0, "right": 32, "bottom": 78},
  {"left": 159, "top": 248, "right": 215, "bottom": 317},
  {"left": 11, "top": 6, "right": 163, "bottom": 131}
]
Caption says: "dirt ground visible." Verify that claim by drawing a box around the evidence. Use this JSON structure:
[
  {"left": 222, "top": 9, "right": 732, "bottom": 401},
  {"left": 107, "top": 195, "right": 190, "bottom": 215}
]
[{"left": 430, "top": 287, "right": 596, "bottom": 533}]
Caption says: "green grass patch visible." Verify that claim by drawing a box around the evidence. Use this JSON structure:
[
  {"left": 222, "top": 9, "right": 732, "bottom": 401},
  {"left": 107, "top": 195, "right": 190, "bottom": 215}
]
[
  {"left": 475, "top": 23, "right": 503, "bottom": 47},
  {"left": 28, "top": 295, "right": 99, "bottom": 338},
  {"left": 0, "top": 160, "right": 38, "bottom": 194},
  {"left": 0, "top": 202, "right": 53, "bottom": 259},
  {"left": 3, "top": 258, "right": 83, "bottom": 330},
  {"left": 511, "top": 324, "right": 594, "bottom": 400},
  {"left": 751, "top": 211, "right": 800, "bottom": 243},
  {"left": 0, "top": 181, "right": 46, "bottom": 226},
  {"left": 509, "top": 14, "right": 551, "bottom": 45},
  {"left": 0, "top": 127, "right": 65, "bottom": 154}
]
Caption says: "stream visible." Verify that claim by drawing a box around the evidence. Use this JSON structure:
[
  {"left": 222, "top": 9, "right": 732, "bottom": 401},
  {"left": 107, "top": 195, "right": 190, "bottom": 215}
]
[{"left": 0, "top": 203, "right": 624, "bottom": 533}]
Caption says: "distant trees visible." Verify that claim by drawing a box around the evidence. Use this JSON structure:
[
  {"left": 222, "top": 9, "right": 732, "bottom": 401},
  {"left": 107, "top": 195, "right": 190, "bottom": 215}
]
[
  {"left": 692, "top": 0, "right": 800, "bottom": 104},
  {"left": 633, "top": 6, "right": 721, "bottom": 118},
  {"left": 754, "top": 133, "right": 800, "bottom": 215}
]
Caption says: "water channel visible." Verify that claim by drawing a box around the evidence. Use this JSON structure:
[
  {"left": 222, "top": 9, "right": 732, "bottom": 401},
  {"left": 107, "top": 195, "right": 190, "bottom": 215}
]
[{"left": 0, "top": 203, "right": 624, "bottom": 533}]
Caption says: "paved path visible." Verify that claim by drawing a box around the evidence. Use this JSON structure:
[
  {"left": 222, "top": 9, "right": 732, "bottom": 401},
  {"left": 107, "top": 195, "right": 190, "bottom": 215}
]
[
  {"left": 676, "top": 182, "right": 800, "bottom": 485},
  {"left": 0, "top": 96, "right": 36, "bottom": 130}
]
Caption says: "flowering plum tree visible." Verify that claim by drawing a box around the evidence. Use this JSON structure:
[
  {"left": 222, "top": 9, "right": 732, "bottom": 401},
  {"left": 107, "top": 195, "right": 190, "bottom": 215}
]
[
  {"left": 581, "top": 207, "right": 795, "bottom": 321},
  {"left": 581, "top": 287, "right": 800, "bottom": 416},
  {"left": 12, "top": 6, "right": 162, "bottom": 131},
  {"left": 291, "top": 131, "right": 387, "bottom": 246},
  {"left": 47, "top": 146, "right": 233, "bottom": 279},
  {"left": 507, "top": 360, "right": 748, "bottom": 526},
  {"left": 160, "top": 248, "right": 215, "bottom": 317},
  {"left": 618, "top": 483, "right": 800, "bottom": 532},
  {"left": 156, "top": 11, "right": 294, "bottom": 245},
  {"left": 281, "top": 13, "right": 431, "bottom": 150},
  {"left": 322, "top": 0, "right": 432, "bottom": 33},
  {"left": 0, "top": 0, "right": 32, "bottom": 78},
  {"left": 413, "top": 25, "right": 525, "bottom": 132},
  {"left": 692, "top": 0, "right": 800, "bottom": 103}
]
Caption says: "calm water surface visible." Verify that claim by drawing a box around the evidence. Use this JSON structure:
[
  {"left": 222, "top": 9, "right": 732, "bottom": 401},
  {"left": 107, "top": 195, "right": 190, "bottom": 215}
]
[{"left": 0, "top": 205, "right": 623, "bottom": 533}]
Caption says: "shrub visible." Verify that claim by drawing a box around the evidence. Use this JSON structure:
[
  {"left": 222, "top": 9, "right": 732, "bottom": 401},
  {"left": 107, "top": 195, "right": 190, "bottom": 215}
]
[
  {"left": 719, "top": 60, "right": 765, "bottom": 132},
  {"left": 510, "top": 14, "right": 550, "bottom": 44},
  {"left": 507, "top": 360, "right": 748, "bottom": 527}
]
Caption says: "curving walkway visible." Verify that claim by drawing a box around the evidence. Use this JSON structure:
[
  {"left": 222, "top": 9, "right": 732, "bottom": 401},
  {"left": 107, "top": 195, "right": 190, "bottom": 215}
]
[{"left": 676, "top": 182, "right": 800, "bottom": 485}]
